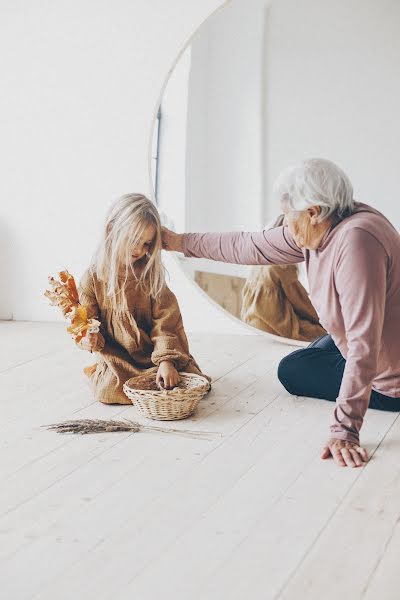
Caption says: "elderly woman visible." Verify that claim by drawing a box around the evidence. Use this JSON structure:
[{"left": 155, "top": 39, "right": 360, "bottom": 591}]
[{"left": 162, "top": 158, "right": 400, "bottom": 468}]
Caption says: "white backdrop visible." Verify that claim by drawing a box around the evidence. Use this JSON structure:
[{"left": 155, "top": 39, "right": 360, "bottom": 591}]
[
  {"left": 156, "top": 0, "right": 400, "bottom": 240},
  {"left": 0, "top": 0, "right": 259, "bottom": 334},
  {"left": 264, "top": 0, "right": 400, "bottom": 226},
  {"left": 2, "top": 0, "right": 399, "bottom": 337}
]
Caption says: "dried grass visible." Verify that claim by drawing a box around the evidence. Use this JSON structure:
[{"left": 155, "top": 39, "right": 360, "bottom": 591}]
[{"left": 42, "top": 418, "right": 217, "bottom": 440}]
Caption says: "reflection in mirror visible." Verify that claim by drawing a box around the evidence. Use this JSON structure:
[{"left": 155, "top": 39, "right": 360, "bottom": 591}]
[{"left": 152, "top": 0, "right": 400, "bottom": 341}]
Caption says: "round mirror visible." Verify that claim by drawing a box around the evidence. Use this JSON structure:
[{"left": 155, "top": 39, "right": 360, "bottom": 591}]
[{"left": 151, "top": 0, "right": 400, "bottom": 343}]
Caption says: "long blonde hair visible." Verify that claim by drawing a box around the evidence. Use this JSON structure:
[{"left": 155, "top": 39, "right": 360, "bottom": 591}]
[{"left": 94, "top": 194, "right": 165, "bottom": 305}]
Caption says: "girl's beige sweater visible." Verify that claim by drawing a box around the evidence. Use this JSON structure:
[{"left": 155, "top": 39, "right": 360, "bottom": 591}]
[
  {"left": 79, "top": 268, "right": 207, "bottom": 404},
  {"left": 241, "top": 264, "right": 326, "bottom": 342}
]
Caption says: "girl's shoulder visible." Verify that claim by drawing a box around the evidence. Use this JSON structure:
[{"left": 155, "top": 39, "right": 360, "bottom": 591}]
[
  {"left": 150, "top": 283, "right": 179, "bottom": 310},
  {"left": 79, "top": 265, "right": 104, "bottom": 298},
  {"left": 80, "top": 264, "right": 97, "bottom": 284}
]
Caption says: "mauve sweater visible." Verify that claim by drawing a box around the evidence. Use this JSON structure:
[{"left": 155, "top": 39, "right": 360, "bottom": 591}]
[{"left": 182, "top": 203, "right": 400, "bottom": 444}]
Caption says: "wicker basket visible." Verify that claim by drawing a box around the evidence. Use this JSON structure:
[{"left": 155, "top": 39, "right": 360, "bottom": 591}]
[{"left": 123, "top": 371, "right": 211, "bottom": 421}]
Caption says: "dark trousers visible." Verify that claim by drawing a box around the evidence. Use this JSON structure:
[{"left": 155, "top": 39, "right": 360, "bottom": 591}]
[{"left": 278, "top": 334, "right": 400, "bottom": 411}]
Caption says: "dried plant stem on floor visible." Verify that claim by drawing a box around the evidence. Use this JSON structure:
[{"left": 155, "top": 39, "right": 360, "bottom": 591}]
[{"left": 42, "top": 419, "right": 218, "bottom": 440}]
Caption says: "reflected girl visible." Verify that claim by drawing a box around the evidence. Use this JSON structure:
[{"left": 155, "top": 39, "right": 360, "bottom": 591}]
[{"left": 241, "top": 215, "right": 326, "bottom": 342}]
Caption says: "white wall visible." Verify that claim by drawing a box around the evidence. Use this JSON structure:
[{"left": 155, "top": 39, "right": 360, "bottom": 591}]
[
  {"left": 264, "top": 0, "right": 400, "bottom": 227},
  {"left": 185, "top": 0, "right": 268, "bottom": 233},
  {"left": 0, "top": 0, "right": 258, "bottom": 335},
  {"left": 5, "top": 0, "right": 397, "bottom": 334},
  {"left": 156, "top": 47, "right": 191, "bottom": 233}
]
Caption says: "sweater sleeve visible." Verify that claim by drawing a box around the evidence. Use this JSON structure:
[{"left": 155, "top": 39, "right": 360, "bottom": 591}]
[
  {"left": 78, "top": 269, "right": 101, "bottom": 320},
  {"left": 330, "top": 228, "right": 388, "bottom": 444},
  {"left": 182, "top": 226, "right": 304, "bottom": 265},
  {"left": 78, "top": 269, "right": 106, "bottom": 346},
  {"left": 150, "top": 286, "right": 191, "bottom": 369}
]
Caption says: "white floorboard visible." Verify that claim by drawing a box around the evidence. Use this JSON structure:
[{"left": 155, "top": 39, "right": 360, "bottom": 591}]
[{"left": 0, "top": 322, "right": 398, "bottom": 600}]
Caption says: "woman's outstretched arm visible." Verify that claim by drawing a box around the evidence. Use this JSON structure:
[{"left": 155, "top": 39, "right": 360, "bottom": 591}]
[{"left": 162, "top": 226, "right": 304, "bottom": 266}]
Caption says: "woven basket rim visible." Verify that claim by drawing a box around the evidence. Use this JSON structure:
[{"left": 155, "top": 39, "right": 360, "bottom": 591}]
[
  {"left": 124, "top": 371, "right": 210, "bottom": 391},
  {"left": 122, "top": 372, "right": 210, "bottom": 418}
]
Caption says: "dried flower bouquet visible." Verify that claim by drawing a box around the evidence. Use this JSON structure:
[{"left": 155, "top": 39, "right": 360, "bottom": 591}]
[{"left": 44, "top": 270, "right": 100, "bottom": 343}]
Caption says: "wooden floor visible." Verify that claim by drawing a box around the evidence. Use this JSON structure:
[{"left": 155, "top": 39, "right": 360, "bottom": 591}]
[{"left": 1, "top": 321, "right": 399, "bottom": 600}]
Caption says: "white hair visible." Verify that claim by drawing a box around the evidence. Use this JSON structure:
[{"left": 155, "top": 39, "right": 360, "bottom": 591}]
[{"left": 272, "top": 158, "right": 355, "bottom": 222}]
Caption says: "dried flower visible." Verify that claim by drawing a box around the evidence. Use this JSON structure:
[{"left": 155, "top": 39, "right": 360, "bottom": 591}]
[{"left": 44, "top": 270, "right": 101, "bottom": 343}]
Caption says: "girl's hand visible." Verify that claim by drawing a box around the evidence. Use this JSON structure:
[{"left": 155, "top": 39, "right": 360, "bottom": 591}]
[
  {"left": 161, "top": 227, "right": 184, "bottom": 253},
  {"left": 79, "top": 332, "right": 105, "bottom": 353},
  {"left": 321, "top": 438, "right": 369, "bottom": 468},
  {"left": 156, "top": 360, "right": 180, "bottom": 389}
]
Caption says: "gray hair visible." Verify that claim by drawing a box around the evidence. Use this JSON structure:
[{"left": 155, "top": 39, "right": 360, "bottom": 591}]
[{"left": 272, "top": 158, "right": 355, "bottom": 222}]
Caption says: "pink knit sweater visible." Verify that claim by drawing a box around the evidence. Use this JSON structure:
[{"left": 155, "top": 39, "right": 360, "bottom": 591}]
[{"left": 182, "top": 203, "right": 400, "bottom": 443}]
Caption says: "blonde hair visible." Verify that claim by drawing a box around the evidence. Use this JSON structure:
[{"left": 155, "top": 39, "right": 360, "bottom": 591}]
[{"left": 94, "top": 194, "right": 165, "bottom": 306}]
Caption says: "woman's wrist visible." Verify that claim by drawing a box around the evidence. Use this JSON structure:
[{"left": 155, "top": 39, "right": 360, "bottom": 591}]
[
  {"left": 161, "top": 227, "right": 185, "bottom": 253},
  {"left": 176, "top": 233, "right": 184, "bottom": 253},
  {"left": 170, "top": 232, "right": 184, "bottom": 253}
]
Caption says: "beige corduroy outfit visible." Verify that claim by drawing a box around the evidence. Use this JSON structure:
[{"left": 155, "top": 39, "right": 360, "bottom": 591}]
[
  {"left": 79, "top": 268, "right": 209, "bottom": 404},
  {"left": 241, "top": 264, "right": 326, "bottom": 342}
]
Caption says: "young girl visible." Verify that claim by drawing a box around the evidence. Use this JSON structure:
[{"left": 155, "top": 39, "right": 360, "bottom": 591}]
[{"left": 78, "top": 193, "right": 209, "bottom": 404}]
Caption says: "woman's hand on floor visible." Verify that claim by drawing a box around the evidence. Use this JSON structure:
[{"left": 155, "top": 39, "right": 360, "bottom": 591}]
[
  {"left": 161, "top": 227, "right": 184, "bottom": 253},
  {"left": 321, "top": 438, "right": 369, "bottom": 468},
  {"left": 79, "top": 332, "right": 105, "bottom": 353},
  {"left": 157, "top": 361, "right": 180, "bottom": 389}
]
